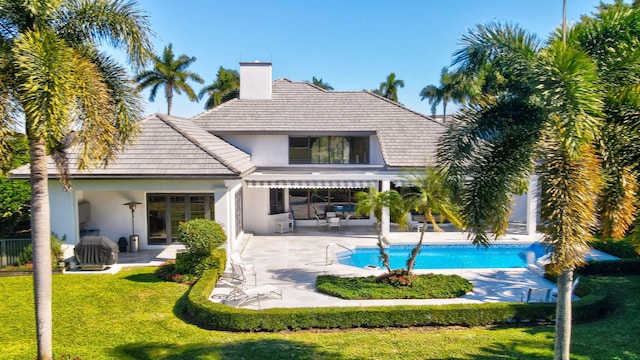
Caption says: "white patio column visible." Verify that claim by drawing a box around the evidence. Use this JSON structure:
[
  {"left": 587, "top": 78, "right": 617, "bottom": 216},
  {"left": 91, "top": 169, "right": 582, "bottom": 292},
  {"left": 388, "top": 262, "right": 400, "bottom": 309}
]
[
  {"left": 381, "top": 180, "right": 390, "bottom": 238},
  {"left": 214, "top": 185, "right": 232, "bottom": 269},
  {"left": 526, "top": 175, "right": 539, "bottom": 237}
]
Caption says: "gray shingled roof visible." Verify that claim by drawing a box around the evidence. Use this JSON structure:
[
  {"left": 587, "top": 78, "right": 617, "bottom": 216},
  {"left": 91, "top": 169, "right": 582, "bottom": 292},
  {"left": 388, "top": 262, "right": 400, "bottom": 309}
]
[
  {"left": 11, "top": 114, "right": 254, "bottom": 178},
  {"left": 192, "top": 79, "right": 446, "bottom": 168}
]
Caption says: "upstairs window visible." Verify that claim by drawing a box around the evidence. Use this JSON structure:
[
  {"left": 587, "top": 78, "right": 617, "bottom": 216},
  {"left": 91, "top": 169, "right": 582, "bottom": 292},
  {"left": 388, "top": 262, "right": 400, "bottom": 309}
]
[{"left": 289, "top": 136, "right": 369, "bottom": 164}]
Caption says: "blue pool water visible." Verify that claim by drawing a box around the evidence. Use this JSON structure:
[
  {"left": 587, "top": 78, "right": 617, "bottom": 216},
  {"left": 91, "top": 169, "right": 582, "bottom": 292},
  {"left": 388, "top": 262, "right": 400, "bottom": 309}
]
[{"left": 337, "top": 243, "right": 548, "bottom": 270}]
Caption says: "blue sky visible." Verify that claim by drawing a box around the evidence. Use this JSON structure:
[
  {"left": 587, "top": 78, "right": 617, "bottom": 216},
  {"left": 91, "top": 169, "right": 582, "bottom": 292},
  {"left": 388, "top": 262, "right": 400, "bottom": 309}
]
[{"left": 117, "top": 0, "right": 609, "bottom": 118}]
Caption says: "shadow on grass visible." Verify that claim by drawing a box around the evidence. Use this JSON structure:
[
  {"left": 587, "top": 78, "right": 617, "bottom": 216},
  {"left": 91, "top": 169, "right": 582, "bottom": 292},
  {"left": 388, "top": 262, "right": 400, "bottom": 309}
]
[
  {"left": 123, "top": 272, "right": 163, "bottom": 283},
  {"left": 112, "top": 339, "right": 341, "bottom": 359}
]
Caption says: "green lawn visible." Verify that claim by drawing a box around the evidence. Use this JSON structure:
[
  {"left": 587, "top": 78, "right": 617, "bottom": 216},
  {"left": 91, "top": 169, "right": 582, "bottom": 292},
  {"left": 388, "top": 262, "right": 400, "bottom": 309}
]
[{"left": 1, "top": 268, "right": 638, "bottom": 359}]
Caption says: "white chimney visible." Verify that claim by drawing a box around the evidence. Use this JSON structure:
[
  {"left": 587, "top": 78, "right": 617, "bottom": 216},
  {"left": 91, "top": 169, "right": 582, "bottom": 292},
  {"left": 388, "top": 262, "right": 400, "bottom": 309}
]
[{"left": 239, "top": 61, "right": 272, "bottom": 100}]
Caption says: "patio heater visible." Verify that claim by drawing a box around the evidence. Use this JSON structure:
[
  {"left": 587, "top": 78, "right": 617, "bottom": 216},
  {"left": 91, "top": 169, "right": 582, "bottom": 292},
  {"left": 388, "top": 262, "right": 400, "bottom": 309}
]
[{"left": 123, "top": 201, "right": 142, "bottom": 252}]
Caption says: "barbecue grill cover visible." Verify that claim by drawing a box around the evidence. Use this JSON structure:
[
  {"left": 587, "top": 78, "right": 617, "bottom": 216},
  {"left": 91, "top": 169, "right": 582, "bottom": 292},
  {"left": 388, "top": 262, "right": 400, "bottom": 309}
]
[{"left": 74, "top": 236, "right": 119, "bottom": 267}]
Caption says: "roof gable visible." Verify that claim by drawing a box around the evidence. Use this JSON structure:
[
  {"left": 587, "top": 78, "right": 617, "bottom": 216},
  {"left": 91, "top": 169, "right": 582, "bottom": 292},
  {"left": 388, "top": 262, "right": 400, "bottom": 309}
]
[
  {"left": 192, "top": 79, "right": 445, "bottom": 167},
  {"left": 11, "top": 114, "right": 254, "bottom": 178}
]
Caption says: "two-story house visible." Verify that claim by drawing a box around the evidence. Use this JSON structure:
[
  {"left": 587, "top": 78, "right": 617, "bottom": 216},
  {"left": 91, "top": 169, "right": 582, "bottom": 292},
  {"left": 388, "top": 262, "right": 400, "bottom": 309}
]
[{"left": 11, "top": 62, "right": 536, "bottom": 257}]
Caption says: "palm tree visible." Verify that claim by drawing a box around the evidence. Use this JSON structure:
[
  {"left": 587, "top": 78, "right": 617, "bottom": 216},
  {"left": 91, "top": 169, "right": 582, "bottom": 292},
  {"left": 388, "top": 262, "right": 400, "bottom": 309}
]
[
  {"left": 0, "top": 1, "right": 153, "bottom": 358},
  {"left": 136, "top": 43, "right": 204, "bottom": 115},
  {"left": 375, "top": 72, "right": 404, "bottom": 103},
  {"left": 355, "top": 186, "right": 405, "bottom": 273},
  {"left": 199, "top": 66, "right": 239, "bottom": 109},
  {"left": 310, "top": 76, "right": 333, "bottom": 90},
  {"left": 403, "top": 167, "right": 463, "bottom": 273},
  {"left": 420, "top": 67, "right": 471, "bottom": 122},
  {"left": 439, "top": 4, "right": 640, "bottom": 357}
]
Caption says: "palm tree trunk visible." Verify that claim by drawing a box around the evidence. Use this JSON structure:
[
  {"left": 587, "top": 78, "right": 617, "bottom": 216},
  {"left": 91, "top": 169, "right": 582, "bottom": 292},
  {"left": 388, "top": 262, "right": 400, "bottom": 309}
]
[
  {"left": 406, "top": 220, "right": 426, "bottom": 273},
  {"left": 375, "top": 223, "right": 391, "bottom": 272},
  {"left": 30, "top": 137, "right": 53, "bottom": 360},
  {"left": 166, "top": 83, "right": 173, "bottom": 115},
  {"left": 442, "top": 101, "right": 447, "bottom": 123},
  {"left": 554, "top": 269, "right": 573, "bottom": 360}
]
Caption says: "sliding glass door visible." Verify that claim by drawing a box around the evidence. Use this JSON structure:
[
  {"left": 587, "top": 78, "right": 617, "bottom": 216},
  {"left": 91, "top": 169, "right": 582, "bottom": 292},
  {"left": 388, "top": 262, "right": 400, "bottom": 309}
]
[{"left": 147, "top": 194, "right": 215, "bottom": 245}]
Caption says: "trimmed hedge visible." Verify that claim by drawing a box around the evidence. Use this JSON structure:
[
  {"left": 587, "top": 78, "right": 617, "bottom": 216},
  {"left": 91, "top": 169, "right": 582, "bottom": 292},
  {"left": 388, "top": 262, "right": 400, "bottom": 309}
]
[
  {"left": 183, "top": 269, "right": 609, "bottom": 332},
  {"left": 578, "top": 259, "right": 640, "bottom": 275},
  {"left": 592, "top": 238, "right": 639, "bottom": 259}
]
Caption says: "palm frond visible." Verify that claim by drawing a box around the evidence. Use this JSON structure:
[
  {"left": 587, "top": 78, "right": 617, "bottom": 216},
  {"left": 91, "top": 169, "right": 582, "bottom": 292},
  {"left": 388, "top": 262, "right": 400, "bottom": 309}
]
[
  {"left": 538, "top": 140, "right": 601, "bottom": 272},
  {"left": 58, "top": 0, "right": 154, "bottom": 71}
]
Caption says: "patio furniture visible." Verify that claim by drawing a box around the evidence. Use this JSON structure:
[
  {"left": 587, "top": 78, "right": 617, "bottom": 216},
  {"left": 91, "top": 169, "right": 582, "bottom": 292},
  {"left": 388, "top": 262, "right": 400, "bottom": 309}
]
[
  {"left": 218, "top": 280, "right": 282, "bottom": 309},
  {"left": 341, "top": 214, "right": 352, "bottom": 227},
  {"left": 275, "top": 220, "right": 293, "bottom": 233},
  {"left": 326, "top": 211, "right": 337, "bottom": 218},
  {"left": 522, "top": 277, "right": 580, "bottom": 303},
  {"left": 328, "top": 216, "right": 341, "bottom": 230},
  {"left": 74, "top": 236, "right": 119, "bottom": 270},
  {"left": 312, "top": 206, "right": 325, "bottom": 219},
  {"left": 228, "top": 254, "right": 257, "bottom": 286},
  {"left": 315, "top": 214, "right": 328, "bottom": 227},
  {"left": 406, "top": 213, "right": 424, "bottom": 232},
  {"left": 521, "top": 287, "right": 552, "bottom": 303},
  {"left": 551, "top": 277, "right": 580, "bottom": 300},
  {"left": 231, "top": 253, "right": 254, "bottom": 270}
]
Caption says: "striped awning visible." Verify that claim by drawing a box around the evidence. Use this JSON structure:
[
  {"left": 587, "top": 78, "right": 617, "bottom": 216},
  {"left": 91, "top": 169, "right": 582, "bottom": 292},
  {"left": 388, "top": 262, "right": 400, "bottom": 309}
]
[{"left": 246, "top": 180, "right": 378, "bottom": 189}]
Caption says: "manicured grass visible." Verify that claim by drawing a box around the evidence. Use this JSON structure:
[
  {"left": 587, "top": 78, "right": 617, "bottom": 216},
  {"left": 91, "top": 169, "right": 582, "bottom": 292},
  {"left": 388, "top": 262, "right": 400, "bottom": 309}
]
[
  {"left": 1, "top": 268, "right": 639, "bottom": 359},
  {"left": 315, "top": 273, "right": 473, "bottom": 299}
]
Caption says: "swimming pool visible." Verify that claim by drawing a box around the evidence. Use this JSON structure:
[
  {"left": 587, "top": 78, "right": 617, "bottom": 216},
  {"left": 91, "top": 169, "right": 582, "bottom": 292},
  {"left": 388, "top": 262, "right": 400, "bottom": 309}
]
[{"left": 337, "top": 243, "right": 548, "bottom": 270}]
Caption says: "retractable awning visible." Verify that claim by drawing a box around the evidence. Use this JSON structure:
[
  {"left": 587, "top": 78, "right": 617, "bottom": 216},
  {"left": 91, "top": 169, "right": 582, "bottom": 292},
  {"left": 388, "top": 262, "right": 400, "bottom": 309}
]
[{"left": 246, "top": 179, "right": 378, "bottom": 189}]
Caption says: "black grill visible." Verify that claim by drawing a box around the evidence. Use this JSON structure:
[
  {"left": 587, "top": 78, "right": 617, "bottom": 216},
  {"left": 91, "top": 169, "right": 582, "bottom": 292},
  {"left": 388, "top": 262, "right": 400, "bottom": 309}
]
[{"left": 74, "top": 236, "right": 119, "bottom": 270}]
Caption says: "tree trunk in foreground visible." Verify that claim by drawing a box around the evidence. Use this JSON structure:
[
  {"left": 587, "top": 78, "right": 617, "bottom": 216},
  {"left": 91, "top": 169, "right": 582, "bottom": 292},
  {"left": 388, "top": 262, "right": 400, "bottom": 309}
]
[
  {"left": 30, "top": 138, "right": 52, "bottom": 360},
  {"left": 554, "top": 269, "right": 573, "bottom": 360}
]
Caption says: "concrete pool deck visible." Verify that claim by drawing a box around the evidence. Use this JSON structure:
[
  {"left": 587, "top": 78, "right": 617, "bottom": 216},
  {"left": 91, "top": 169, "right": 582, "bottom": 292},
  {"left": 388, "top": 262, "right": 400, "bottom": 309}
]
[{"left": 209, "top": 225, "right": 618, "bottom": 310}]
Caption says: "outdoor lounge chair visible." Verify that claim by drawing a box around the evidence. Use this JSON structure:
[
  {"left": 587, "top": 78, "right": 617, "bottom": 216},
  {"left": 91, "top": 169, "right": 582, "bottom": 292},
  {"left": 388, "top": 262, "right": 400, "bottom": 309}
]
[
  {"left": 312, "top": 206, "right": 325, "bottom": 219},
  {"left": 521, "top": 277, "right": 580, "bottom": 303},
  {"left": 228, "top": 257, "right": 257, "bottom": 286},
  {"left": 231, "top": 253, "right": 253, "bottom": 270},
  {"left": 327, "top": 216, "right": 341, "bottom": 230},
  {"left": 315, "top": 214, "right": 328, "bottom": 227},
  {"left": 521, "top": 287, "right": 553, "bottom": 303},
  {"left": 551, "top": 276, "right": 580, "bottom": 300},
  {"left": 218, "top": 279, "right": 282, "bottom": 309},
  {"left": 406, "top": 213, "right": 424, "bottom": 232}
]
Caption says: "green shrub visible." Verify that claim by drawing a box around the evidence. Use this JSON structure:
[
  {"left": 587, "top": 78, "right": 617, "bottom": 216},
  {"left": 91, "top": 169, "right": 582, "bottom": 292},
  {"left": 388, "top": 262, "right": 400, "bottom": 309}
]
[
  {"left": 176, "top": 248, "right": 226, "bottom": 277},
  {"left": 578, "top": 259, "right": 640, "bottom": 275},
  {"left": 156, "top": 260, "right": 177, "bottom": 281},
  {"left": 174, "top": 219, "right": 226, "bottom": 277},
  {"left": 315, "top": 273, "right": 472, "bottom": 300},
  {"left": 592, "top": 238, "right": 639, "bottom": 258},
  {"left": 17, "top": 233, "right": 65, "bottom": 266},
  {"left": 184, "top": 269, "right": 608, "bottom": 332},
  {"left": 178, "top": 219, "right": 226, "bottom": 255}
]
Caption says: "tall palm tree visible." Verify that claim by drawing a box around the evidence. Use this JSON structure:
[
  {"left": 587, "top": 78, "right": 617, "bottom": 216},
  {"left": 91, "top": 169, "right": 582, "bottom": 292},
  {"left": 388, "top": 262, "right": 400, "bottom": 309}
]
[
  {"left": 441, "top": 4, "right": 640, "bottom": 359},
  {"left": 136, "top": 43, "right": 203, "bottom": 115},
  {"left": 0, "top": 1, "right": 153, "bottom": 358},
  {"left": 310, "top": 76, "right": 333, "bottom": 90},
  {"left": 420, "top": 67, "right": 471, "bottom": 122},
  {"left": 439, "top": 4, "right": 640, "bottom": 357},
  {"left": 375, "top": 72, "right": 404, "bottom": 103},
  {"left": 403, "top": 166, "right": 463, "bottom": 273},
  {"left": 199, "top": 66, "right": 239, "bottom": 109},
  {"left": 355, "top": 186, "right": 405, "bottom": 273}
]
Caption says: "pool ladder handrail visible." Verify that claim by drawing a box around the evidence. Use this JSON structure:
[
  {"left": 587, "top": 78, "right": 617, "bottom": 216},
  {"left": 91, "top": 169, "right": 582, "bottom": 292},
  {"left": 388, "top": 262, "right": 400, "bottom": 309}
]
[{"left": 326, "top": 243, "right": 353, "bottom": 265}]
